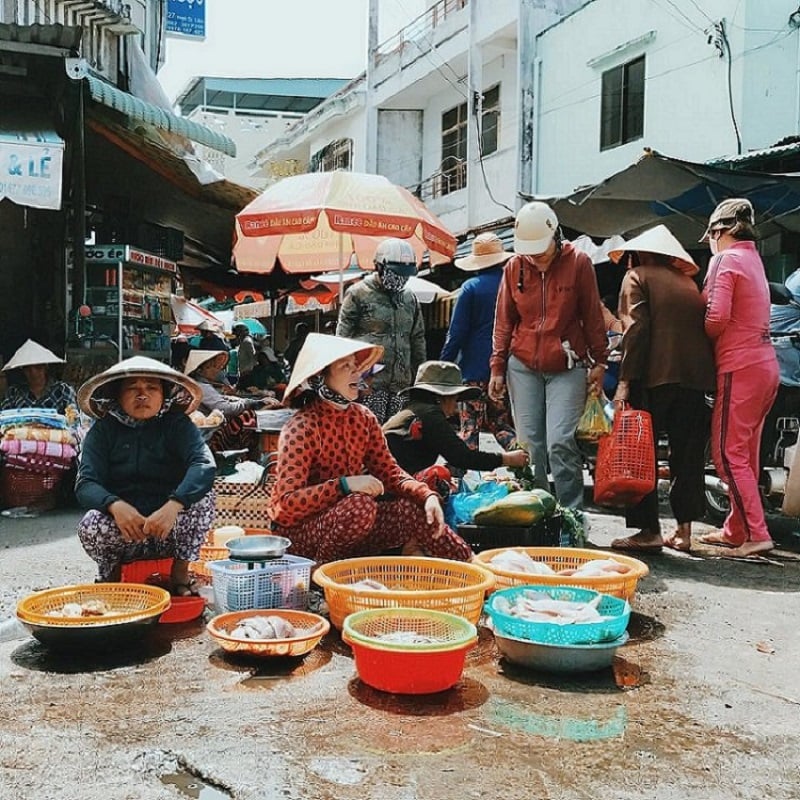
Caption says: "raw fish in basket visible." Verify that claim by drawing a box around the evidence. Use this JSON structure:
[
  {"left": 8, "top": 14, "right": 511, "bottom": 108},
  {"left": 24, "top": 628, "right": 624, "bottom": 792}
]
[{"left": 491, "top": 589, "right": 610, "bottom": 626}]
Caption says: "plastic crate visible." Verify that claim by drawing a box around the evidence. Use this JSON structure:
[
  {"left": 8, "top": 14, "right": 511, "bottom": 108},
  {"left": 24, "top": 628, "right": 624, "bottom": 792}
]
[
  {"left": 208, "top": 557, "right": 314, "bottom": 613},
  {"left": 458, "top": 512, "right": 565, "bottom": 553}
]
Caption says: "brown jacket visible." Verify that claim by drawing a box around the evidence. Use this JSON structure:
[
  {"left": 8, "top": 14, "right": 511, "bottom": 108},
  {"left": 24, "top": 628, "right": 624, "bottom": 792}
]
[
  {"left": 491, "top": 243, "right": 608, "bottom": 376},
  {"left": 618, "top": 264, "right": 715, "bottom": 391}
]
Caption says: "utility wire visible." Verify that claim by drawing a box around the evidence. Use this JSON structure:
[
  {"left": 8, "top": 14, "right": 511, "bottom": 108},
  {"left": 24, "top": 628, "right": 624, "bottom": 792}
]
[{"left": 719, "top": 19, "right": 742, "bottom": 155}]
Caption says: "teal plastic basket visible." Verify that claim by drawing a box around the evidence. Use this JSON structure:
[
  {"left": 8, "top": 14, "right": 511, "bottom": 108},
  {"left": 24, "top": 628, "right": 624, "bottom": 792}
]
[{"left": 484, "top": 585, "right": 630, "bottom": 645}]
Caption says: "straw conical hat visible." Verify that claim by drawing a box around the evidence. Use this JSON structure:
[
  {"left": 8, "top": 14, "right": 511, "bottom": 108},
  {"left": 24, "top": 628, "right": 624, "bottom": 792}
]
[
  {"left": 283, "top": 333, "right": 383, "bottom": 403},
  {"left": 3, "top": 339, "right": 65, "bottom": 371},
  {"left": 454, "top": 233, "right": 512, "bottom": 272},
  {"left": 78, "top": 356, "right": 203, "bottom": 418},
  {"left": 184, "top": 349, "right": 229, "bottom": 376},
  {"left": 608, "top": 224, "right": 699, "bottom": 277}
]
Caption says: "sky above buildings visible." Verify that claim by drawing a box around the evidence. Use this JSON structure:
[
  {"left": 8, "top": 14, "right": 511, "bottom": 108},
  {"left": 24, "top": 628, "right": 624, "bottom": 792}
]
[{"left": 158, "top": 0, "right": 424, "bottom": 102}]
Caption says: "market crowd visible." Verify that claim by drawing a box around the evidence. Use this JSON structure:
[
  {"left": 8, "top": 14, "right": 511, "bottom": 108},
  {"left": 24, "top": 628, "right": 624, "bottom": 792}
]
[{"left": 0, "top": 198, "right": 785, "bottom": 590}]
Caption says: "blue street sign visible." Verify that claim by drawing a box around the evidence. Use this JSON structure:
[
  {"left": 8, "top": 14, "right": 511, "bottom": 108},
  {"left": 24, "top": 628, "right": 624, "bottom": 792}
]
[{"left": 166, "top": 0, "right": 206, "bottom": 39}]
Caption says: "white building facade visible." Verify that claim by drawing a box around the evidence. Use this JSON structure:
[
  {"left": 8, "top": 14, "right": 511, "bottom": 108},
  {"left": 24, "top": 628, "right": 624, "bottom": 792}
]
[{"left": 253, "top": 0, "right": 800, "bottom": 240}]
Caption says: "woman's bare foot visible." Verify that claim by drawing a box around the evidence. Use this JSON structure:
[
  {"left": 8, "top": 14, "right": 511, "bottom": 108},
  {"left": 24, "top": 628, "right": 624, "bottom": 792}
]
[
  {"left": 728, "top": 540, "right": 775, "bottom": 558},
  {"left": 663, "top": 524, "right": 692, "bottom": 552},
  {"left": 610, "top": 529, "right": 663, "bottom": 552},
  {"left": 696, "top": 532, "right": 740, "bottom": 548}
]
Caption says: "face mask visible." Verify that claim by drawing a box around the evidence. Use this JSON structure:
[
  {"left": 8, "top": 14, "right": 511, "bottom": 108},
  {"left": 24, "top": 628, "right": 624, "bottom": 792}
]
[
  {"left": 709, "top": 237, "right": 719, "bottom": 256},
  {"left": 380, "top": 267, "right": 410, "bottom": 293}
]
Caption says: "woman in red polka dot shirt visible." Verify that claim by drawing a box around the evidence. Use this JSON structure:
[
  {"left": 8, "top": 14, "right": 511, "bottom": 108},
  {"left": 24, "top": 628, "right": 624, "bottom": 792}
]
[{"left": 267, "top": 334, "right": 473, "bottom": 564}]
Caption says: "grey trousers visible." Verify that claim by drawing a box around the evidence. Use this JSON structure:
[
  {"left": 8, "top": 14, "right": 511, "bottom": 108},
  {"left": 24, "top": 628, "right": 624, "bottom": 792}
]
[{"left": 506, "top": 355, "right": 587, "bottom": 509}]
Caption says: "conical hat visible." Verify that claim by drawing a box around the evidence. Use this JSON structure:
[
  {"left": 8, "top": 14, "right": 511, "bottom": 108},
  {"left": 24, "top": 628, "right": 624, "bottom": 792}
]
[
  {"left": 77, "top": 356, "right": 203, "bottom": 419},
  {"left": 608, "top": 224, "right": 699, "bottom": 277},
  {"left": 3, "top": 339, "right": 65, "bottom": 371},
  {"left": 283, "top": 333, "right": 383, "bottom": 403},
  {"left": 184, "top": 349, "right": 229, "bottom": 376}
]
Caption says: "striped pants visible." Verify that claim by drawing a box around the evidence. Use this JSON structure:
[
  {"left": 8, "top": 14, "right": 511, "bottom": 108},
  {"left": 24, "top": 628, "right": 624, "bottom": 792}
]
[{"left": 711, "top": 360, "right": 779, "bottom": 545}]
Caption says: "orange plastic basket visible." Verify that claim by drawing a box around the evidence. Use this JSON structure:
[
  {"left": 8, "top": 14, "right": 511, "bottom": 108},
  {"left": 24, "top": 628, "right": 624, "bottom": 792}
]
[
  {"left": 312, "top": 556, "right": 494, "bottom": 630},
  {"left": 473, "top": 547, "right": 649, "bottom": 601},
  {"left": 190, "top": 527, "right": 272, "bottom": 578},
  {"left": 206, "top": 609, "right": 329, "bottom": 657}
]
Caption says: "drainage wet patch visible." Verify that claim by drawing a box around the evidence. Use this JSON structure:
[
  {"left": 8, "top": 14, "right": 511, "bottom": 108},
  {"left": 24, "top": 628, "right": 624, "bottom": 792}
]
[{"left": 160, "top": 767, "right": 231, "bottom": 799}]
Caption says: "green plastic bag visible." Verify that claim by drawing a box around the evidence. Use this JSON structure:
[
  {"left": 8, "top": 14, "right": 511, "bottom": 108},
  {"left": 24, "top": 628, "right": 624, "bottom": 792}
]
[{"left": 576, "top": 392, "right": 612, "bottom": 442}]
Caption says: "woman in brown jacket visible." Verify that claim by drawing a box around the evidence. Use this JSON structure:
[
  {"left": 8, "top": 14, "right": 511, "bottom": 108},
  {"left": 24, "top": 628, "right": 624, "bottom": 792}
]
[{"left": 608, "top": 225, "right": 716, "bottom": 552}]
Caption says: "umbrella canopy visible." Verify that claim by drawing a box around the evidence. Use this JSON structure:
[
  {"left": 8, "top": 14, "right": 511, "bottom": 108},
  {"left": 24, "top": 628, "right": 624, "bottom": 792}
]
[
  {"left": 309, "top": 273, "right": 447, "bottom": 304},
  {"left": 232, "top": 318, "right": 267, "bottom": 336},
  {"left": 532, "top": 148, "right": 800, "bottom": 243},
  {"left": 170, "top": 295, "right": 224, "bottom": 334},
  {"left": 233, "top": 171, "right": 457, "bottom": 274}
]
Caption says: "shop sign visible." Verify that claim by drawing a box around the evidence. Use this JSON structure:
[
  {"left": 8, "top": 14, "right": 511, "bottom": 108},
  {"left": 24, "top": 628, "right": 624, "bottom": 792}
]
[
  {"left": 166, "top": 0, "right": 206, "bottom": 39},
  {"left": 0, "top": 134, "right": 64, "bottom": 211}
]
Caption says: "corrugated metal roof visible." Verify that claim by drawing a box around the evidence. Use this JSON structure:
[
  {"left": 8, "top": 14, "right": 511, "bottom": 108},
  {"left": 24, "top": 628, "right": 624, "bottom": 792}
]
[
  {"left": 707, "top": 140, "right": 800, "bottom": 167},
  {"left": 85, "top": 75, "right": 237, "bottom": 157}
]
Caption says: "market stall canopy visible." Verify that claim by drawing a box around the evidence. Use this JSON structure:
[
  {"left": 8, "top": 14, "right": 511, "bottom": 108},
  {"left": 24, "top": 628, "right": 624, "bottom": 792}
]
[
  {"left": 530, "top": 149, "right": 800, "bottom": 243},
  {"left": 170, "top": 295, "right": 224, "bottom": 334},
  {"left": 233, "top": 170, "right": 457, "bottom": 274}
]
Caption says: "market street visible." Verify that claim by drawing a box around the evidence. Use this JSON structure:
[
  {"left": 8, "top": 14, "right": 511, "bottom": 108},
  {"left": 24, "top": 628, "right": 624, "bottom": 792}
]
[{"left": 1, "top": 507, "right": 798, "bottom": 800}]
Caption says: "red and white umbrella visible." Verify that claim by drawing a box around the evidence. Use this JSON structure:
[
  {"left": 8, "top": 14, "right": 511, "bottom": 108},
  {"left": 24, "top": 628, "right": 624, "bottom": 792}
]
[
  {"left": 233, "top": 171, "right": 457, "bottom": 275},
  {"left": 170, "top": 295, "right": 224, "bottom": 334}
]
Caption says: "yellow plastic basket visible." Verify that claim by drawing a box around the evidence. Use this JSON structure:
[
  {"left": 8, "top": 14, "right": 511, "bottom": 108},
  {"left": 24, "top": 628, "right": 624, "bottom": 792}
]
[
  {"left": 313, "top": 556, "right": 494, "bottom": 630},
  {"left": 206, "top": 609, "right": 329, "bottom": 657},
  {"left": 16, "top": 583, "right": 171, "bottom": 627},
  {"left": 473, "top": 547, "right": 648, "bottom": 601}
]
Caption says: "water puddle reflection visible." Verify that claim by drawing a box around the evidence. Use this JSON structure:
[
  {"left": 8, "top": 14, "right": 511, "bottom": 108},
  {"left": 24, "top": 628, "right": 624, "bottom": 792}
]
[
  {"left": 347, "top": 675, "right": 488, "bottom": 715},
  {"left": 208, "top": 641, "right": 332, "bottom": 687},
  {"left": 626, "top": 611, "right": 665, "bottom": 643},
  {"left": 160, "top": 768, "right": 231, "bottom": 799}
]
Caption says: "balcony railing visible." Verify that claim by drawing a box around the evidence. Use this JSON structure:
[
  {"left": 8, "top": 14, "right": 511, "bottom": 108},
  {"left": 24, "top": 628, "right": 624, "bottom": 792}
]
[
  {"left": 375, "top": 0, "right": 468, "bottom": 65},
  {"left": 415, "top": 158, "right": 467, "bottom": 201}
]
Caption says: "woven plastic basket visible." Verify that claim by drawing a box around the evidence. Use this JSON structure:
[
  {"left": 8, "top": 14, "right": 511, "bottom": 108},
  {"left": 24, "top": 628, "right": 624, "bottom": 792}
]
[
  {"left": 474, "top": 547, "right": 648, "bottom": 601},
  {"left": 0, "top": 466, "right": 62, "bottom": 511},
  {"left": 484, "top": 585, "right": 630, "bottom": 646},
  {"left": 208, "top": 557, "right": 314, "bottom": 613},
  {"left": 212, "top": 476, "right": 274, "bottom": 529},
  {"left": 207, "top": 609, "right": 329, "bottom": 657},
  {"left": 313, "top": 556, "right": 495, "bottom": 630},
  {"left": 16, "top": 583, "right": 171, "bottom": 627}
]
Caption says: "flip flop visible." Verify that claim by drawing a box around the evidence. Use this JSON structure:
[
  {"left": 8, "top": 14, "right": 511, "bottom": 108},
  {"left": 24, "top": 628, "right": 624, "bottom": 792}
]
[
  {"left": 610, "top": 536, "right": 663, "bottom": 552},
  {"left": 662, "top": 534, "right": 691, "bottom": 553},
  {"left": 696, "top": 533, "right": 738, "bottom": 548}
]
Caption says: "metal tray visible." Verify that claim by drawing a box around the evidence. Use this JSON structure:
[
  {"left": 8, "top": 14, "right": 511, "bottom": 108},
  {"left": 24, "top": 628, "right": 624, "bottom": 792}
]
[{"left": 226, "top": 535, "right": 291, "bottom": 561}]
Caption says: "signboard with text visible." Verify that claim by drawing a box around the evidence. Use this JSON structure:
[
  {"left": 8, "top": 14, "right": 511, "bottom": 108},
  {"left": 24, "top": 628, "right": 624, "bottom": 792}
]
[
  {"left": 0, "top": 132, "right": 64, "bottom": 211},
  {"left": 166, "top": 0, "right": 206, "bottom": 39}
]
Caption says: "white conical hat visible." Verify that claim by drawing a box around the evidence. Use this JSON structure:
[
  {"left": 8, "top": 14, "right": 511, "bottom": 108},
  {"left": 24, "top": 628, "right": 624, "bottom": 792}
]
[
  {"left": 608, "top": 224, "right": 699, "bottom": 277},
  {"left": 184, "top": 349, "right": 229, "bottom": 376},
  {"left": 283, "top": 333, "right": 383, "bottom": 403},
  {"left": 77, "top": 356, "right": 203, "bottom": 418},
  {"left": 3, "top": 339, "right": 65, "bottom": 371}
]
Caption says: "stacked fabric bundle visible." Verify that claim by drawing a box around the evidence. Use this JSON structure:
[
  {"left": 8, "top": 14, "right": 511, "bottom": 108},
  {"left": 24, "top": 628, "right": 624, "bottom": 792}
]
[{"left": 0, "top": 409, "right": 78, "bottom": 509}]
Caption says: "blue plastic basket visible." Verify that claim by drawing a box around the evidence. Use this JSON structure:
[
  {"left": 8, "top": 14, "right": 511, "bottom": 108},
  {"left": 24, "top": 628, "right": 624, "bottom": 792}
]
[
  {"left": 208, "top": 557, "right": 314, "bottom": 613},
  {"left": 484, "top": 584, "right": 630, "bottom": 645}
]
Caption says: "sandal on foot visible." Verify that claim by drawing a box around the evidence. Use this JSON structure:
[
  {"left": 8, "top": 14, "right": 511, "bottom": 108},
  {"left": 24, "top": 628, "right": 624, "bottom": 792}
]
[
  {"left": 171, "top": 579, "right": 200, "bottom": 597},
  {"left": 610, "top": 536, "right": 663, "bottom": 552},
  {"left": 696, "top": 533, "right": 738, "bottom": 548},
  {"left": 663, "top": 533, "right": 691, "bottom": 552}
]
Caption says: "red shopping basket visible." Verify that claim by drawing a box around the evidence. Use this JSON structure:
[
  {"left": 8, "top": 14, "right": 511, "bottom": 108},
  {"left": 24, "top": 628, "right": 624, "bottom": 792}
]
[{"left": 593, "top": 406, "right": 656, "bottom": 507}]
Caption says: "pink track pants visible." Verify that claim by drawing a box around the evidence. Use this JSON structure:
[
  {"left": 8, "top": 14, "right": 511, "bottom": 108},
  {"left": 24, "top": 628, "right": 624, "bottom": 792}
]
[{"left": 711, "top": 360, "right": 779, "bottom": 545}]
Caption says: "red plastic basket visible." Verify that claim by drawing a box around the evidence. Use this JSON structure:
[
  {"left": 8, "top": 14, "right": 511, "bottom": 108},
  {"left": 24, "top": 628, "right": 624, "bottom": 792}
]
[
  {"left": 119, "top": 558, "right": 205, "bottom": 623},
  {"left": 593, "top": 408, "right": 656, "bottom": 507}
]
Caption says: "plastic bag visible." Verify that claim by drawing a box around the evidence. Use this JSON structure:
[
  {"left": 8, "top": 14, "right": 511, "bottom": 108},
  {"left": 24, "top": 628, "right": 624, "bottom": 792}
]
[
  {"left": 445, "top": 481, "right": 510, "bottom": 528},
  {"left": 576, "top": 392, "right": 612, "bottom": 441}
]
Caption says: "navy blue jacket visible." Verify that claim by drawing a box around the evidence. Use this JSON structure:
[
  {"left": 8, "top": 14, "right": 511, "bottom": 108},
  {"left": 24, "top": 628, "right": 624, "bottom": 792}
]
[
  {"left": 75, "top": 410, "right": 216, "bottom": 515},
  {"left": 440, "top": 267, "right": 503, "bottom": 382}
]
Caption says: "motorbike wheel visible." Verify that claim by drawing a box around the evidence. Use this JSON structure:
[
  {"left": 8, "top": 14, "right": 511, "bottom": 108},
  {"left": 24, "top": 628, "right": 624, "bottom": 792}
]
[{"left": 704, "top": 441, "right": 729, "bottom": 524}]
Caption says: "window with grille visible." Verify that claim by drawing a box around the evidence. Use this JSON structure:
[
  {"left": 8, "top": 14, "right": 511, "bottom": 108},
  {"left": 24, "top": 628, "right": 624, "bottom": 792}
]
[
  {"left": 440, "top": 101, "right": 468, "bottom": 196},
  {"left": 600, "top": 56, "right": 645, "bottom": 150},
  {"left": 481, "top": 84, "right": 500, "bottom": 156},
  {"left": 310, "top": 138, "right": 353, "bottom": 172}
]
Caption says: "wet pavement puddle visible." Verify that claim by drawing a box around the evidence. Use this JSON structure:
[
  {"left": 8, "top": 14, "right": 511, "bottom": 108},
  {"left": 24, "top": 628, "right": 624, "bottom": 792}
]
[
  {"left": 347, "top": 675, "right": 489, "bottom": 714},
  {"left": 626, "top": 611, "right": 666, "bottom": 643},
  {"left": 160, "top": 768, "right": 231, "bottom": 799}
]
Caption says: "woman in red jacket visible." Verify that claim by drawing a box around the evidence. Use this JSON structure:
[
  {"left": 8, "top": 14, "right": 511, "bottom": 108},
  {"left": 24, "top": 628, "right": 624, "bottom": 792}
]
[{"left": 489, "top": 202, "right": 608, "bottom": 512}]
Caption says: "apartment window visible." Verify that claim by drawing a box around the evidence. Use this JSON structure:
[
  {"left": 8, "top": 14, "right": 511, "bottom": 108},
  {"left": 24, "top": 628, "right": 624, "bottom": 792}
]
[
  {"left": 481, "top": 84, "right": 500, "bottom": 156},
  {"left": 440, "top": 101, "right": 468, "bottom": 195},
  {"left": 310, "top": 138, "right": 353, "bottom": 172},
  {"left": 600, "top": 55, "right": 645, "bottom": 150}
]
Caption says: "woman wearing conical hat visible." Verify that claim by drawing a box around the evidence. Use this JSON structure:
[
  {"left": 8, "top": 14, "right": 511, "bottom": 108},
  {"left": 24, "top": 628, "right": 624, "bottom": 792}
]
[
  {"left": 1, "top": 339, "right": 77, "bottom": 418},
  {"left": 266, "top": 334, "right": 473, "bottom": 564},
  {"left": 74, "top": 357, "right": 216, "bottom": 594}
]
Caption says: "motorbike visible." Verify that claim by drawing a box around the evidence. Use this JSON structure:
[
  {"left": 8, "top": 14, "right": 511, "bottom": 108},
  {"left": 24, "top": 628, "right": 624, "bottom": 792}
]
[{"left": 703, "top": 279, "right": 800, "bottom": 523}]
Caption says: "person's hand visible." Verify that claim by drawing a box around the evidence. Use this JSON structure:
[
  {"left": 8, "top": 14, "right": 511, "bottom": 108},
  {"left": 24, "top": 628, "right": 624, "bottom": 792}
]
[
  {"left": 613, "top": 380, "right": 630, "bottom": 409},
  {"left": 503, "top": 449, "right": 530, "bottom": 469},
  {"left": 488, "top": 375, "right": 506, "bottom": 403},
  {"left": 108, "top": 500, "right": 147, "bottom": 543},
  {"left": 587, "top": 365, "right": 605, "bottom": 395},
  {"left": 142, "top": 499, "right": 183, "bottom": 540},
  {"left": 424, "top": 494, "right": 445, "bottom": 537},
  {"left": 346, "top": 475, "right": 384, "bottom": 496}
]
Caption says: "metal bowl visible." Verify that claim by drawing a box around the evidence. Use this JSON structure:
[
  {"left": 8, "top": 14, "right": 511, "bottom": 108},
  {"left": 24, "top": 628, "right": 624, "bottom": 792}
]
[
  {"left": 226, "top": 535, "right": 291, "bottom": 561},
  {"left": 493, "top": 630, "right": 629, "bottom": 673}
]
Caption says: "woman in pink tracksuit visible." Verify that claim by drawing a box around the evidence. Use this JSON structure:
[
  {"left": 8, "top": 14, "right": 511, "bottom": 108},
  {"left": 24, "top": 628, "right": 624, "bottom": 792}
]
[{"left": 698, "top": 198, "right": 779, "bottom": 557}]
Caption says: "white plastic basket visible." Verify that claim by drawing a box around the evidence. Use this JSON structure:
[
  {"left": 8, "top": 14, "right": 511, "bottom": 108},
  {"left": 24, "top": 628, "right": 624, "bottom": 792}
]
[{"left": 208, "top": 557, "right": 314, "bottom": 612}]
